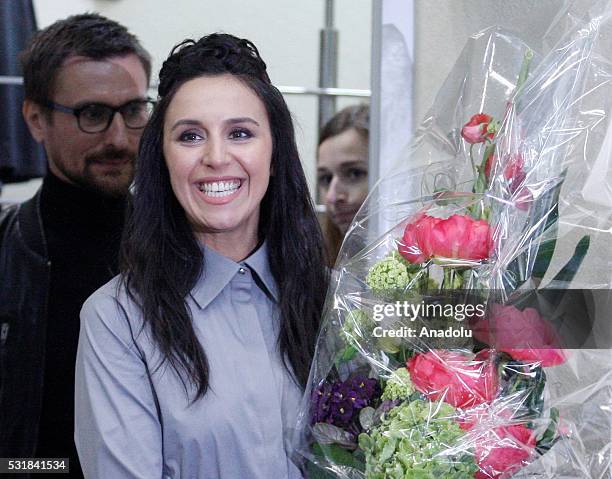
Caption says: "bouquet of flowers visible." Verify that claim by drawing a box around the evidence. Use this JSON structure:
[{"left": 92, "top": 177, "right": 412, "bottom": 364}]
[{"left": 294, "top": 5, "right": 612, "bottom": 478}]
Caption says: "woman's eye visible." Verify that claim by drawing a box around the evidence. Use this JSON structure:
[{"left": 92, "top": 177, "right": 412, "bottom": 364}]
[
  {"left": 317, "top": 173, "right": 332, "bottom": 187},
  {"left": 345, "top": 168, "right": 368, "bottom": 182},
  {"left": 178, "top": 131, "right": 203, "bottom": 142},
  {"left": 229, "top": 128, "right": 252, "bottom": 140}
]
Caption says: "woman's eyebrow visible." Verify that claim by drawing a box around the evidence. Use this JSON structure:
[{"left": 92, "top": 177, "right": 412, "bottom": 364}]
[
  {"left": 339, "top": 159, "right": 369, "bottom": 168},
  {"left": 170, "top": 117, "right": 260, "bottom": 132},
  {"left": 225, "top": 117, "right": 260, "bottom": 126},
  {"left": 170, "top": 119, "right": 202, "bottom": 132}
]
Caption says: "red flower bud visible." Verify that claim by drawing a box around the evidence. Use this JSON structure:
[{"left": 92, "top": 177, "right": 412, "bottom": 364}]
[{"left": 461, "top": 113, "right": 494, "bottom": 144}]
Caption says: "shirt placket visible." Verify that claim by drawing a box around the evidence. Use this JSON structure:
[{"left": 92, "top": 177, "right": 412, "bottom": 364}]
[{"left": 230, "top": 266, "right": 288, "bottom": 477}]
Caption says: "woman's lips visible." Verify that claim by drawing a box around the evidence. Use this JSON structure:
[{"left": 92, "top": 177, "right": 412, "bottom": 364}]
[
  {"left": 196, "top": 179, "right": 243, "bottom": 205},
  {"left": 331, "top": 209, "right": 358, "bottom": 225}
]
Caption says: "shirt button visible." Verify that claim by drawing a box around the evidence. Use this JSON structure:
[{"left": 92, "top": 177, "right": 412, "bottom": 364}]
[{"left": 238, "top": 267, "right": 247, "bottom": 275}]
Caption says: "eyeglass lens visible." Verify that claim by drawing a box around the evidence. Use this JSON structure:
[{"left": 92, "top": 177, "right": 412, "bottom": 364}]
[{"left": 78, "top": 101, "right": 154, "bottom": 132}]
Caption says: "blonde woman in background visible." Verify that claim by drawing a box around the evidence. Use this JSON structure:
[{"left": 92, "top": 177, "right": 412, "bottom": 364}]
[{"left": 317, "top": 104, "right": 369, "bottom": 265}]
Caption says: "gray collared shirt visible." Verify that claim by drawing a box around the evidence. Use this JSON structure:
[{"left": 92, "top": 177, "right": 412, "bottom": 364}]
[{"left": 75, "top": 244, "right": 303, "bottom": 478}]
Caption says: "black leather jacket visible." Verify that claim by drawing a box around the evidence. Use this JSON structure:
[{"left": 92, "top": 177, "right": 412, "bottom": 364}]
[{"left": 0, "top": 191, "right": 50, "bottom": 459}]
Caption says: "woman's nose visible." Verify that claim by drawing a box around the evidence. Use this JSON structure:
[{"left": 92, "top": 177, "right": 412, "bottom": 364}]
[
  {"left": 202, "top": 137, "right": 229, "bottom": 168},
  {"left": 325, "top": 177, "right": 346, "bottom": 205}
]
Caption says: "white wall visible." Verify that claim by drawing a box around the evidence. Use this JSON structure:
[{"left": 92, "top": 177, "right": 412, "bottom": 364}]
[
  {"left": 2, "top": 0, "right": 371, "bottom": 202},
  {"left": 413, "top": 0, "right": 564, "bottom": 124}
]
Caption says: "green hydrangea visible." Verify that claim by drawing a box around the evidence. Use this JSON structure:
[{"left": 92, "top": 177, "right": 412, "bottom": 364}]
[
  {"left": 381, "top": 368, "right": 415, "bottom": 401},
  {"left": 366, "top": 251, "right": 414, "bottom": 293},
  {"left": 358, "top": 400, "right": 478, "bottom": 479},
  {"left": 341, "top": 309, "right": 375, "bottom": 346},
  {"left": 366, "top": 251, "right": 437, "bottom": 299}
]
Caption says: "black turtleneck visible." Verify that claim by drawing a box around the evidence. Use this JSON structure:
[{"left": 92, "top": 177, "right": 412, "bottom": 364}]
[{"left": 35, "top": 172, "right": 126, "bottom": 477}]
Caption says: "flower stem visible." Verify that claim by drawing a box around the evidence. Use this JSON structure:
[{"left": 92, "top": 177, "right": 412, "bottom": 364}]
[
  {"left": 442, "top": 268, "right": 454, "bottom": 290},
  {"left": 514, "top": 49, "right": 534, "bottom": 98},
  {"left": 469, "top": 143, "right": 476, "bottom": 175}
]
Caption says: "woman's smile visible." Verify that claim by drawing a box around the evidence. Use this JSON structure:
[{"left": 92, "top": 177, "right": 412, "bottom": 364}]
[{"left": 195, "top": 177, "right": 244, "bottom": 204}]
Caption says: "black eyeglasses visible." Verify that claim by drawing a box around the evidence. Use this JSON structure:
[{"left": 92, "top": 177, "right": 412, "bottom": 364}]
[{"left": 45, "top": 98, "right": 156, "bottom": 134}]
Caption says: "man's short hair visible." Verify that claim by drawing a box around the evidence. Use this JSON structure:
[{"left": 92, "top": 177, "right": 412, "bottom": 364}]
[{"left": 20, "top": 13, "right": 152, "bottom": 106}]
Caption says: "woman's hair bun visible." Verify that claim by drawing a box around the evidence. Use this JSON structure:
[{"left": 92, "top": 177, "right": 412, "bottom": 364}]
[{"left": 158, "top": 33, "right": 270, "bottom": 97}]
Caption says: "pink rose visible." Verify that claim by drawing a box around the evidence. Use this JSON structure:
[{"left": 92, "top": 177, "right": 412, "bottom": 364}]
[
  {"left": 461, "top": 113, "right": 495, "bottom": 144},
  {"left": 398, "top": 213, "right": 493, "bottom": 264},
  {"left": 474, "top": 424, "right": 536, "bottom": 478},
  {"left": 398, "top": 214, "right": 439, "bottom": 264},
  {"left": 472, "top": 304, "right": 566, "bottom": 367},
  {"left": 407, "top": 350, "right": 499, "bottom": 408},
  {"left": 457, "top": 405, "right": 536, "bottom": 477}
]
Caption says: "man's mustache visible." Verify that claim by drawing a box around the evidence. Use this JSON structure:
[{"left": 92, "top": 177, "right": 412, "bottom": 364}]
[{"left": 85, "top": 147, "right": 136, "bottom": 164}]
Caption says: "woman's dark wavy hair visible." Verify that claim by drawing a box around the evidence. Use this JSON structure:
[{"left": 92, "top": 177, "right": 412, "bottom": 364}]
[{"left": 120, "top": 33, "right": 329, "bottom": 400}]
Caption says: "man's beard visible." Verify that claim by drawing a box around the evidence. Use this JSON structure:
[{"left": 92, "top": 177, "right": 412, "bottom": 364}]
[{"left": 61, "top": 146, "right": 136, "bottom": 198}]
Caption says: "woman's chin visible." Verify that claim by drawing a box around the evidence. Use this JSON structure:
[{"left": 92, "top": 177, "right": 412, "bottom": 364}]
[{"left": 336, "top": 222, "right": 350, "bottom": 235}]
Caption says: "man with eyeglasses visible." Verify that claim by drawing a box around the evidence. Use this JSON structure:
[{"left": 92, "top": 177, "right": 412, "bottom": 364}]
[{"left": 0, "top": 13, "right": 151, "bottom": 478}]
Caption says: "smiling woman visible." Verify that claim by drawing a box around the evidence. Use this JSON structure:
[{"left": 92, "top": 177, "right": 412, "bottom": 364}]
[
  {"left": 163, "top": 74, "right": 273, "bottom": 258},
  {"left": 74, "top": 33, "right": 328, "bottom": 479}
]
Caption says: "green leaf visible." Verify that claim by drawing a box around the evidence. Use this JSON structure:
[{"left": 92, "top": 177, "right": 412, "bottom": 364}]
[
  {"left": 306, "top": 461, "right": 337, "bottom": 479},
  {"left": 514, "top": 49, "right": 535, "bottom": 97},
  {"left": 500, "top": 360, "right": 546, "bottom": 420},
  {"left": 388, "top": 347, "right": 414, "bottom": 365},
  {"left": 472, "top": 167, "right": 487, "bottom": 200},
  {"left": 549, "top": 235, "right": 590, "bottom": 285},
  {"left": 334, "top": 344, "right": 358, "bottom": 366},
  {"left": 358, "top": 432, "right": 373, "bottom": 451},
  {"left": 504, "top": 172, "right": 565, "bottom": 289},
  {"left": 408, "top": 391, "right": 425, "bottom": 402},
  {"left": 483, "top": 143, "right": 496, "bottom": 164},
  {"left": 536, "top": 407, "right": 560, "bottom": 454},
  {"left": 306, "top": 464, "right": 332, "bottom": 479},
  {"left": 312, "top": 423, "right": 357, "bottom": 449},
  {"left": 531, "top": 238, "right": 556, "bottom": 281},
  {"left": 360, "top": 407, "right": 376, "bottom": 431},
  {"left": 312, "top": 442, "right": 364, "bottom": 470},
  {"left": 531, "top": 173, "right": 565, "bottom": 281},
  {"left": 379, "top": 437, "right": 397, "bottom": 462}
]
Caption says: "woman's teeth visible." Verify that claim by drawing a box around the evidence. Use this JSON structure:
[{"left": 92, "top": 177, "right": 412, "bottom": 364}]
[{"left": 198, "top": 180, "right": 241, "bottom": 197}]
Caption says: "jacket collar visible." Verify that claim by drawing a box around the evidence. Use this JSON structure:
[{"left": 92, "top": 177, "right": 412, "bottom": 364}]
[{"left": 16, "top": 189, "right": 47, "bottom": 261}]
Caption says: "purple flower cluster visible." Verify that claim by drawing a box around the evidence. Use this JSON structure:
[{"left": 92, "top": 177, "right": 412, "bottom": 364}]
[{"left": 311, "top": 375, "right": 380, "bottom": 427}]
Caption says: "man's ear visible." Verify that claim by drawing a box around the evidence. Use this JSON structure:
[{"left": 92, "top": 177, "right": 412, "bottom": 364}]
[{"left": 22, "top": 99, "right": 47, "bottom": 143}]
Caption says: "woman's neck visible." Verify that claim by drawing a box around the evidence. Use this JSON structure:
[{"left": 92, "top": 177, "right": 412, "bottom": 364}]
[{"left": 198, "top": 230, "right": 259, "bottom": 262}]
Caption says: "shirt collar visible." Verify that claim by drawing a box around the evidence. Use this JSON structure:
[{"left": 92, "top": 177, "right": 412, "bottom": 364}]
[
  {"left": 190, "top": 241, "right": 278, "bottom": 310},
  {"left": 243, "top": 241, "right": 279, "bottom": 302}
]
